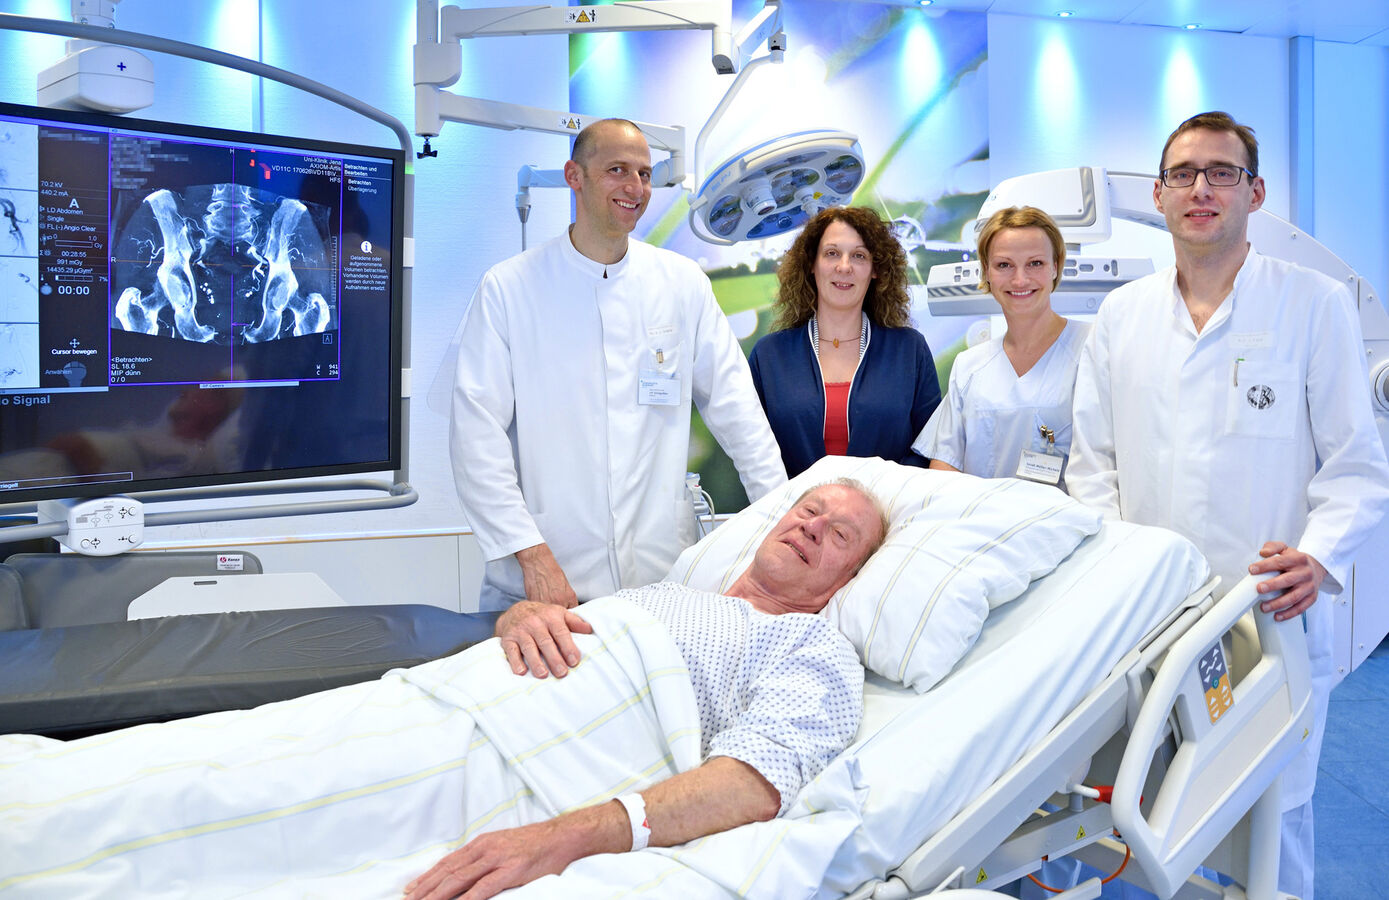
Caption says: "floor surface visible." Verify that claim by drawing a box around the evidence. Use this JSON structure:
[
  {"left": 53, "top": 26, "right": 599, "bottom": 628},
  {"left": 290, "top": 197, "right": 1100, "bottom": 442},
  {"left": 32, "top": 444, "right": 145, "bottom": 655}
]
[{"left": 1315, "top": 638, "right": 1389, "bottom": 898}]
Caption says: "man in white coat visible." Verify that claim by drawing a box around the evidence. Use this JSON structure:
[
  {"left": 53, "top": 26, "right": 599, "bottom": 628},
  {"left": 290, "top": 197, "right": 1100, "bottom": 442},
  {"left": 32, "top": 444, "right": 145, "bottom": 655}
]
[
  {"left": 451, "top": 118, "right": 787, "bottom": 612},
  {"left": 1068, "top": 111, "right": 1389, "bottom": 897}
]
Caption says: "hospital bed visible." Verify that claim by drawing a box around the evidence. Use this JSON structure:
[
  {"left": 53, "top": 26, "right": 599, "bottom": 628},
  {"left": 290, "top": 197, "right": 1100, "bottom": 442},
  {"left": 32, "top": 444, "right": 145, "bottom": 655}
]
[
  {"left": 0, "top": 458, "right": 1310, "bottom": 899},
  {"left": 835, "top": 530, "right": 1307, "bottom": 898}
]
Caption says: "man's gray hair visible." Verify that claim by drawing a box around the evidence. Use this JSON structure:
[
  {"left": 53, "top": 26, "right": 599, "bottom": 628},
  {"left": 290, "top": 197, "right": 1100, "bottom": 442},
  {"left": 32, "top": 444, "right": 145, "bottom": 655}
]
[{"left": 795, "top": 477, "right": 889, "bottom": 562}]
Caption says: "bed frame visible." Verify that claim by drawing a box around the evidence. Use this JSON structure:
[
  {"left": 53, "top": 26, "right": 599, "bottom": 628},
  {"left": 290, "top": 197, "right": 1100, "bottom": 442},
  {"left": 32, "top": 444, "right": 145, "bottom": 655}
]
[{"left": 846, "top": 574, "right": 1311, "bottom": 899}]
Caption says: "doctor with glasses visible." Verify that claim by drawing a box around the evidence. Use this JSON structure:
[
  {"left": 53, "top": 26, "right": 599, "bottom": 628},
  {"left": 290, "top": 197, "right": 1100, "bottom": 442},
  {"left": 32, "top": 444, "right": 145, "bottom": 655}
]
[{"left": 1069, "top": 111, "right": 1389, "bottom": 897}]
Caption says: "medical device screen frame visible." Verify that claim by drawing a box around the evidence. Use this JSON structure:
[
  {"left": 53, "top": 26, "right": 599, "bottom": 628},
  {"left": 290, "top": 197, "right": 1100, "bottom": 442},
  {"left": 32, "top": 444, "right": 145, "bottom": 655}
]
[{"left": 0, "top": 100, "right": 404, "bottom": 505}]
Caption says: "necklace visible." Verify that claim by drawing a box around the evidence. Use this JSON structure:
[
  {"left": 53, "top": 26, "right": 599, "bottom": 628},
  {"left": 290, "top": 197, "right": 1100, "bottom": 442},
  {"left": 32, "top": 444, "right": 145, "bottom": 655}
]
[{"left": 810, "top": 314, "right": 869, "bottom": 361}]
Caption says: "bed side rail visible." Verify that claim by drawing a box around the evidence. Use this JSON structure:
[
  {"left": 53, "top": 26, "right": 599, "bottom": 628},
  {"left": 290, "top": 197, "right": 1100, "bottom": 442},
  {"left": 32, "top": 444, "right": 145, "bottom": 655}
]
[{"left": 1110, "top": 573, "right": 1312, "bottom": 898}]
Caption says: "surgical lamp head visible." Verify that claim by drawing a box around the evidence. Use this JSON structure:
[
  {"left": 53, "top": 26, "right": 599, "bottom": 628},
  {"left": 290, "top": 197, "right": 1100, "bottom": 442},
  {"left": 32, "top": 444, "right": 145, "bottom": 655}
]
[{"left": 690, "top": 130, "right": 865, "bottom": 245}]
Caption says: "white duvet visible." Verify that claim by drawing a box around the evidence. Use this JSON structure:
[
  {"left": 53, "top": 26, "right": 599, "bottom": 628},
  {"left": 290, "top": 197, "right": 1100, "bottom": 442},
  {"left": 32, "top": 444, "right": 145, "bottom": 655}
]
[{"left": 0, "top": 597, "right": 717, "bottom": 898}]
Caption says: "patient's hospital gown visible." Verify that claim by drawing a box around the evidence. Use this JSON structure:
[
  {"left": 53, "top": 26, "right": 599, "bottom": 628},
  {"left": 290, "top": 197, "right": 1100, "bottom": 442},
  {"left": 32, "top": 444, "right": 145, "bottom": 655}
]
[{"left": 627, "top": 582, "right": 864, "bottom": 814}]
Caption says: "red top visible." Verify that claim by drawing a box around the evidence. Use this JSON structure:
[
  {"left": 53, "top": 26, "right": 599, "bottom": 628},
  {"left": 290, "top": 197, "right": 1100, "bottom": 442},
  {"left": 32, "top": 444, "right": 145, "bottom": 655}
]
[{"left": 823, "top": 381, "right": 850, "bottom": 456}]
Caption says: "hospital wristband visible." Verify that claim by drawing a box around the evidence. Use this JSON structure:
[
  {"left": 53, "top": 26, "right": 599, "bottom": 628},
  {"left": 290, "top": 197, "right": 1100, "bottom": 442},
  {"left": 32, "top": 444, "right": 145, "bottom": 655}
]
[{"left": 614, "top": 792, "right": 650, "bottom": 851}]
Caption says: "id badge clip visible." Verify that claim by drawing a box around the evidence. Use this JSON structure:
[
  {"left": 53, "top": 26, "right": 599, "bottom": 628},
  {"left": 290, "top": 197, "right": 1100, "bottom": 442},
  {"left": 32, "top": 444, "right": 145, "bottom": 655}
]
[
  {"left": 639, "top": 347, "right": 679, "bottom": 406},
  {"left": 1016, "top": 424, "right": 1064, "bottom": 485}
]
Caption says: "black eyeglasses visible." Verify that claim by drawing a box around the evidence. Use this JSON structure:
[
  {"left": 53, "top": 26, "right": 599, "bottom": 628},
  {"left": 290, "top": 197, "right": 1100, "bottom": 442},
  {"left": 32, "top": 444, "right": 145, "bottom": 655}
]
[{"left": 1160, "top": 165, "right": 1255, "bottom": 188}]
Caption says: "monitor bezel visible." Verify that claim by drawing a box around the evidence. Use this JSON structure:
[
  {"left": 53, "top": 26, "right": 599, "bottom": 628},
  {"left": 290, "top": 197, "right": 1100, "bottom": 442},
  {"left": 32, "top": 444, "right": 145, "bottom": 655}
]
[{"left": 0, "top": 99, "right": 406, "bottom": 507}]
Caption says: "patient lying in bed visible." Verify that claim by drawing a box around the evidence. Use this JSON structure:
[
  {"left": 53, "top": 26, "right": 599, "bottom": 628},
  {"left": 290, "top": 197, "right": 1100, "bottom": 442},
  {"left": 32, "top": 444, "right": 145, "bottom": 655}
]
[
  {"left": 406, "top": 479, "right": 885, "bottom": 900},
  {"left": 0, "top": 480, "right": 886, "bottom": 900}
]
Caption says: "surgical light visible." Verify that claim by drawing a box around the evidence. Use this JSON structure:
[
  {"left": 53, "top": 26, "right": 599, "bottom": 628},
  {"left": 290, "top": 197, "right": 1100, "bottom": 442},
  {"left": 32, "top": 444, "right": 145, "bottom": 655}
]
[{"left": 689, "top": 129, "right": 865, "bottom": 244}]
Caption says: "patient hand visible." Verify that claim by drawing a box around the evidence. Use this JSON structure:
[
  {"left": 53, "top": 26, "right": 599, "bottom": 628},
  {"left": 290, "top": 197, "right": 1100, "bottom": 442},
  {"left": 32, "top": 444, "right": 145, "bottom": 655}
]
[
  {"left": 515, "top": 543, "right": 578, "bottom": 608},
  {"left": 403, "top": 803, "right": 626, "bottom": 900},
  {"left": 1249, "top": 541, "right": 1327, "bottom": 621},
  {"left": 496, "top": 600, "right": 592, "bottom": 678}
]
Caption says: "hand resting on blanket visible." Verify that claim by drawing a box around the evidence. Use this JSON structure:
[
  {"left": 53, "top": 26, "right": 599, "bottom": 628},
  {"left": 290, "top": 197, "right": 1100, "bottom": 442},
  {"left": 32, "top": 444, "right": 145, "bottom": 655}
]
[{"left": 405, "top": 480, "right": 888, "bottom": 900}]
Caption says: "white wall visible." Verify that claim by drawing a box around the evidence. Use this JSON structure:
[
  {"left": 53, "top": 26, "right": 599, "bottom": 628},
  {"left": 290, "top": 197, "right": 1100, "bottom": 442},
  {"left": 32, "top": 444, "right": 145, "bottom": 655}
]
[
  {"left": 986, "top": 14, "right": 1290, "bottom": 199},
  {"left": 1312, "top": 40, "right": 1389, "bottom": 305},
  {"left": 985, "top": 12, "right": 1388, "bottom": 303}
]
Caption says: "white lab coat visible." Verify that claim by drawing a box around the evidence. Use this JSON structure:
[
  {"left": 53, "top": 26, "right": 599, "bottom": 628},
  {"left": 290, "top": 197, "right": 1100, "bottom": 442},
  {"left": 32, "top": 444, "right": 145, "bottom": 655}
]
[
  {"left": 1069, "top": 249, "right": 1389, "bottom": 817},
  {"left": 914, "top": 320, "right": 1089, "bottom": 489},
  {"left": 451, "top": 233, "right": 786, "bottom": 610}
]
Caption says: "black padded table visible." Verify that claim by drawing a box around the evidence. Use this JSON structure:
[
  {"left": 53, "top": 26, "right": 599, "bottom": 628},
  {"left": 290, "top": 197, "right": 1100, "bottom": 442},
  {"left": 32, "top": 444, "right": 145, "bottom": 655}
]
[{"left": 0, "top": 604, "right": 501, "bottom": 737}]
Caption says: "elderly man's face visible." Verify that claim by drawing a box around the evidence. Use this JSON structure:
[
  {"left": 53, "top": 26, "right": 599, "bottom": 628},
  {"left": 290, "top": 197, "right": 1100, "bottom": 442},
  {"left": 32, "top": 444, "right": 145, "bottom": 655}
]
[{"left": 751, "top": 483, "right": 883, "bottom": 614}]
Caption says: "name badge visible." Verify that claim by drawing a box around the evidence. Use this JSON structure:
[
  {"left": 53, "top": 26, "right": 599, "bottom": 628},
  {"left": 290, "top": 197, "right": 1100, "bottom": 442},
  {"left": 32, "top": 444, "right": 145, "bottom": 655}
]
[
  {"left": 1016, "top": 448, "right": 1064, "bottom": 485},
  {"left": 638, "top": 369, "right": 679, "bottom": 406},
  {"left": 1230, "top": 331, "right": 1274, "bottom": 350}
]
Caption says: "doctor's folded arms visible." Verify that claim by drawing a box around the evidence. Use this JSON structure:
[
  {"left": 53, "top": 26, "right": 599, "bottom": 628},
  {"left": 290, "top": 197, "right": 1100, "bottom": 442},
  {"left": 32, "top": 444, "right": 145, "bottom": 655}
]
[
  {"left": 1067, "top": 110, "right": 1389, "bottom": 897},
  {"left": 913, "top": 206, "right": 1088, "bottom": 491},
  {"left": 450, "top": 117, "right": 786, "bottom": 612},
  {"left": 748, "top": 206, "right": 941, "bottom": 478}
]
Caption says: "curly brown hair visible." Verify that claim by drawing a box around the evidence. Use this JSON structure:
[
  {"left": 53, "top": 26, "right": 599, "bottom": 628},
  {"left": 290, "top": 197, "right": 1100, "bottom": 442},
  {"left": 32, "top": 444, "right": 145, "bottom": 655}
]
[{"left": 772, "top": 206, "right": 912, "bottom": 330}]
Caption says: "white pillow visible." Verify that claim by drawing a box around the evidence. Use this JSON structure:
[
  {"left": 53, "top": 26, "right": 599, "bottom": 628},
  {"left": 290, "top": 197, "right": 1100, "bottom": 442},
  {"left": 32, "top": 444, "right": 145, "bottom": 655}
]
[{"left": 666, "top": 457, "right": 1102, "bottom": 691}]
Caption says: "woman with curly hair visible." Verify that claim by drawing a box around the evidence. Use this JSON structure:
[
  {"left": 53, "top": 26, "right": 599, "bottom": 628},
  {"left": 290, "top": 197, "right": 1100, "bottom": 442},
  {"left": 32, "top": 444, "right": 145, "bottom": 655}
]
[
  {"left": 912, "top": 206, "right": 1089, "bottom": 491},
  {"left": 748, "top": 206, "right": 941, "bottom": 478}
]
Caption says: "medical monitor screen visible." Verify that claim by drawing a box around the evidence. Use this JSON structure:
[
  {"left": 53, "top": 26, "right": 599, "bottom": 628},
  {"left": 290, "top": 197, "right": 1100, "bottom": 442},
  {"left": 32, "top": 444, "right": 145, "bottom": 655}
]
[{"left": 0, "top": 101, "right": 403, "bottom": 505}]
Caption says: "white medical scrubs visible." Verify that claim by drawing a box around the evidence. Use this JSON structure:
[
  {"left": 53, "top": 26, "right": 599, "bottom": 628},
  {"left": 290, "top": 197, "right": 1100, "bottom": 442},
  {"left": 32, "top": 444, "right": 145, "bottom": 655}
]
[
  {"left": 1069, "top": 249, "right": 1389, "bottom": 896},
  {"left": 914, "top": 320, "right": 1089, "bottom": 490},
  {"left": 452, "top": 232, "right": 786, "bottom": 611}
]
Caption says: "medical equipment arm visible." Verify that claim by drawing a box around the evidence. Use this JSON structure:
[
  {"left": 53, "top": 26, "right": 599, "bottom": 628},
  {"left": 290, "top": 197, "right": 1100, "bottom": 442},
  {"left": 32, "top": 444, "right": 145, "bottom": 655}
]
[
  {"left": 437, "top": 2, "right": 733, "bottom": 70},
  {"left": 414, "top": 0, "right": 695, "bottom": 187},
  {"left": 1109, "top": 574, "right": 1312, "bottom": 897}
]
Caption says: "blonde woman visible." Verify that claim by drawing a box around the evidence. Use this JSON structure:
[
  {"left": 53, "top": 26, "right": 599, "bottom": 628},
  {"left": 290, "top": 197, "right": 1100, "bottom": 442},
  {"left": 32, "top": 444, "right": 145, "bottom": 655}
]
[{"left": 913, "top": 206, "right": 1089, "bottom": 491}]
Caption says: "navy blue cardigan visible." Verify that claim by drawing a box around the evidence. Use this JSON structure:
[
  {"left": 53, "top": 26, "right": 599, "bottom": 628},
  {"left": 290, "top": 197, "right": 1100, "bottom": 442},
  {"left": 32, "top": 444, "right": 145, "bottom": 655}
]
[{"left": 747, "top": 321, "right": 942, "bottom": 478}]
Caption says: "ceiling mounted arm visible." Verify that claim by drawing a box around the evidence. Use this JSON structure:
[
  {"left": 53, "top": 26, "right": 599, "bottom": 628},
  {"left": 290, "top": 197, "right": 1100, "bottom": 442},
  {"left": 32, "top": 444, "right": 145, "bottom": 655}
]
[
  {"left": 414, "top": 0, "right": 724, "bottom": 189},
  {"left": 438, "top": 2, "right": 733, "bottom": 72}
]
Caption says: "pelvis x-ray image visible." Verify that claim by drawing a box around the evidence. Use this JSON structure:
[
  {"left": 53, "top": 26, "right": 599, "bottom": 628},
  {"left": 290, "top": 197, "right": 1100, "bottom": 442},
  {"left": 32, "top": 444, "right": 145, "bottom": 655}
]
[{"left": 111, "top": 183, "right": 336, "bottom": 345}]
